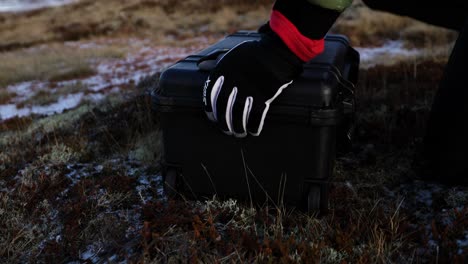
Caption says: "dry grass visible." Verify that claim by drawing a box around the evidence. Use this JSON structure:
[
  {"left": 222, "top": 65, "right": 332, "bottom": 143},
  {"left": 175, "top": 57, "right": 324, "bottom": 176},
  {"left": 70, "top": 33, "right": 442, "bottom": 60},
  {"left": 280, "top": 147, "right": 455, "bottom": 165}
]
[
  {"left": 0, "top": 0, "right": 273, "bottom": 51},
  {"left": 0, "top": 0, "right": 465, "bottom": 263},
  {"left": 333, "top": 1, "right": 458, "bottom": 47},
  {"left": 1, "top": 58, "right": 466, "bottom": 263},
  {"left": 0, "top": 44, "right": 124, "bottom": 87},
  {"left": 0, "top": 91, "right": 160, "bottom": 262},
  {"left": 139, "top": 174, "right": 467, "bottom": 263},
  {"left": 136, "top": 59, "right": 467, "bottom": 263},
  {"left": 0, "top": 0, "right": 457, "bottom": 52}
]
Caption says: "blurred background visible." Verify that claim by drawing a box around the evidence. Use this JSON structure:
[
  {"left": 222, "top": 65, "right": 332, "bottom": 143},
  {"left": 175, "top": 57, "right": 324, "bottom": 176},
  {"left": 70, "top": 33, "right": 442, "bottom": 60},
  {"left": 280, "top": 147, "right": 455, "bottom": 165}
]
[{"left": 0, "top": 0, "right": 457, "bottom": 120}]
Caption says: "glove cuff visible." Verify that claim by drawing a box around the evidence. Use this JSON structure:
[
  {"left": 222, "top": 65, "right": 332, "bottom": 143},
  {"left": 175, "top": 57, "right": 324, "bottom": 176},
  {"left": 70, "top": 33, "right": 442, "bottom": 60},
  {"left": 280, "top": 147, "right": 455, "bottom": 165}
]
[
  {"left": 270, "top": 10, "right": 324, "bottom": 62},
  {"left": 273, "top": 0, "right": 342, "bottom": 39},
  {"left": 258, "top": 22, "right": 304, "bottom": 78}
]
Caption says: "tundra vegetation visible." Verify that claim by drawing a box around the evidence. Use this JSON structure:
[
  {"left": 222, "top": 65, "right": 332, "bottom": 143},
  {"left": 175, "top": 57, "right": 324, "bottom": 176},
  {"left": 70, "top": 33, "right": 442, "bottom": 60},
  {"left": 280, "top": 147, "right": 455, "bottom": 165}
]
[{"left": 0, "top": 0, "right": 466, "bottom": 263}]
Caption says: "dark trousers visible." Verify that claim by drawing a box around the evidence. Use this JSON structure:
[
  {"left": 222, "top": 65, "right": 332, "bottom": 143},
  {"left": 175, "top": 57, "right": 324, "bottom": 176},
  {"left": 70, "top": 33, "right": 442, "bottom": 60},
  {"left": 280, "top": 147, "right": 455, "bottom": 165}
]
[
  {"left": 424, "top": 17, "right": 468, "bottom": 183},
  {"left": 363, "top": 1, "right": 468, "bottom": 183}
]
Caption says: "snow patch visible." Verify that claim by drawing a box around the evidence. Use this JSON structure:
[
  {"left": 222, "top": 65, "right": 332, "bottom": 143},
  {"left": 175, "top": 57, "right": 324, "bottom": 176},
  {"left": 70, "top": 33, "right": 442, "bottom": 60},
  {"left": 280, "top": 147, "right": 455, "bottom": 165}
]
[
  {"left": 135, "top": 173, "right": 162, "bottom": 204},
  {"left": 356, "top": 41, "right": 421, "bottom": 69},
  {"left": 1, "top": 38, "right": 209, "bottom": 122},
  {"left": 0, "top": 93, "right": 83, "bottom": 120},
  {"left": 80, "top": 245, "right": 101, "bottom": 263},
  {"left": 0, "top": 0, "right": 76, "bottom": 13},
  {"left": 457, "top": 232, "right": 468, "bottom": 255}
]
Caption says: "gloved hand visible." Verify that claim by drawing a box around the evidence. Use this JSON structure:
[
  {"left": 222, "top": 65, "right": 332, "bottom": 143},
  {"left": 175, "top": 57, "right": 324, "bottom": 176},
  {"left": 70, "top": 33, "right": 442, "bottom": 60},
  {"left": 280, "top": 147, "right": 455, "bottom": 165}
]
[{"left": 203, "top": 26, "right": 304, "bottom": 137}]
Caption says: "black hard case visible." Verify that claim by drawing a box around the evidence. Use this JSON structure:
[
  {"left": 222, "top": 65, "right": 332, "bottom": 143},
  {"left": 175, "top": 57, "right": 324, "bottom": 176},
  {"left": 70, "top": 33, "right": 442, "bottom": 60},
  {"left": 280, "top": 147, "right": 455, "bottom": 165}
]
[{"left": 153, "top": 32, "right": 359, "bottom": 212}]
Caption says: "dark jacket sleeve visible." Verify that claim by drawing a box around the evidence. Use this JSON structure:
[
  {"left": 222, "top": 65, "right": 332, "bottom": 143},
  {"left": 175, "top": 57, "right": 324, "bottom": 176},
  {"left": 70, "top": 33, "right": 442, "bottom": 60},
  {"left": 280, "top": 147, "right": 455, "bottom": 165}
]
[
  {"left": 273, "top": 0, "right": 353, "bottom": 40},
  {"left": 268, "top": 0, "right": 352, "bottom": 61}
]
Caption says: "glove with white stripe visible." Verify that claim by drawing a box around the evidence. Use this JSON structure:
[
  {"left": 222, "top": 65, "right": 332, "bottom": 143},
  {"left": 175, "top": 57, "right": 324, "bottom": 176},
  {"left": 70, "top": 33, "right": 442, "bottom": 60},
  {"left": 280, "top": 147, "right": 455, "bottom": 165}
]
[{"left": 203, "top": 26, "right": 304, "bottom": 137}]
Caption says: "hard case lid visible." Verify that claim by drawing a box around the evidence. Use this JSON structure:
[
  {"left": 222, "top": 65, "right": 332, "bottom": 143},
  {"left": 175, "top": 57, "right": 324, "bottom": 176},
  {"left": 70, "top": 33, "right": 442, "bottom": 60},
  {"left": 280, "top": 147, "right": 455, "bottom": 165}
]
[{"left": 154, "top": 32, "right": 359, "bottom": 120}]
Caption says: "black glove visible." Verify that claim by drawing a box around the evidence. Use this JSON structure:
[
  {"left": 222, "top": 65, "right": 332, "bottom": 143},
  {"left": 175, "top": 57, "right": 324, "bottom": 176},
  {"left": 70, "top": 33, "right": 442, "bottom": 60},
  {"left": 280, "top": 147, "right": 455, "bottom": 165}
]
[{"left": 203, "top": 26, "right": 304, "bottom": 137}]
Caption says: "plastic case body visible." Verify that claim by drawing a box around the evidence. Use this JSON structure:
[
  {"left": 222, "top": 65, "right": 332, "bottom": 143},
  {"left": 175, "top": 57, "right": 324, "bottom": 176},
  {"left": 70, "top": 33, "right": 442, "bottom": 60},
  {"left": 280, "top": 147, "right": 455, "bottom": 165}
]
[{"left": 153, "top": 32, "right": 359, "bottom": 212}]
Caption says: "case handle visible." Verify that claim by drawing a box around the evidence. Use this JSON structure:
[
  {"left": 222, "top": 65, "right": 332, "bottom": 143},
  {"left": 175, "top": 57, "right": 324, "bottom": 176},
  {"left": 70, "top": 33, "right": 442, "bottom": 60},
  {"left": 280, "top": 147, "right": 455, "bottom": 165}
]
[{"left": 197, "top": 49, "right": 229, "bottom": 72}]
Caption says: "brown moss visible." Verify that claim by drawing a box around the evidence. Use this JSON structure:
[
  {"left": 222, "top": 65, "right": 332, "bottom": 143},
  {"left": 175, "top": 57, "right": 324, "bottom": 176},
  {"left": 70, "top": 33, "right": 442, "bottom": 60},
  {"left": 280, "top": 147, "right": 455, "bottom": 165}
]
[
  {"left": 48, "top": 65, "right": 96, "bottom": 82},
  {"left": 16, "top": 90, "right": 59, "bottom": 108},
  {"left": 0, "top": 90, "right": 16, "bottom": 104},
  {"left": 0, "top": 116, "right": 33, "bottom": 132}
]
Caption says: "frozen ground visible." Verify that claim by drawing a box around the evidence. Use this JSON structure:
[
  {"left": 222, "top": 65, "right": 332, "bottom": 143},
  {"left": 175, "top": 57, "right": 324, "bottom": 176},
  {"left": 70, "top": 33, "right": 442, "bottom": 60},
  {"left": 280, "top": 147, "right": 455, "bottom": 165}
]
[
  {"left": 4, "top": 159, "right": 162, "bottom": 263},
  {"left": 356, "top": 40, "right": 453, "bottom": 69},
  {"left": 0, "top": 38, "right": 208, "bottom": 121},
  {"left": 0, "top": 38, "right": 430, "bottom": 121},
  {"left": 394, "top": 182, "right": 468, "bottom": 255},
  {"left": 1, "top": 36, "right": 465, "bottom": 262},
  {"left": 356, "top": 41, "right": 421, "bottom": 68},
  {"left": 0, "top": 0, "right": 76, "bottom": 13}
]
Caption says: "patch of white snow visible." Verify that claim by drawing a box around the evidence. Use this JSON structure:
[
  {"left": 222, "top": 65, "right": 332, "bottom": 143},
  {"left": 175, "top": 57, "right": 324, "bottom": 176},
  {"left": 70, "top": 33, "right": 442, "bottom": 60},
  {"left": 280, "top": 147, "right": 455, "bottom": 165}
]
[
  {"left": 0, "top": 0, "right": 76, "bottom": 13},
  {"left": 0, "top": 93, "right": 83, "bottom": 120},
  {"left": 356, "top": 41, "right": 421, "bottom": 69},
  {"left": 1, "top": 40, "right": 206, "bottom": 122}
]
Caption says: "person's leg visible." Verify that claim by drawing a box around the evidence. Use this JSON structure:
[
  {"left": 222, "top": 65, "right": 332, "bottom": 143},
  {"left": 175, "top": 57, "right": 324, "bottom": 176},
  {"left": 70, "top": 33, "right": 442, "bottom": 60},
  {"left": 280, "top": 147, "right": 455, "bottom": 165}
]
[
  {"left": 422, "top": 16, "right": 468, "bottom": 185},
  {"left": 363, "top": 0, "right": 468, "bottom": 184},
  {"left": 362, "top": 0, "right": 467, "bottom": 31}
]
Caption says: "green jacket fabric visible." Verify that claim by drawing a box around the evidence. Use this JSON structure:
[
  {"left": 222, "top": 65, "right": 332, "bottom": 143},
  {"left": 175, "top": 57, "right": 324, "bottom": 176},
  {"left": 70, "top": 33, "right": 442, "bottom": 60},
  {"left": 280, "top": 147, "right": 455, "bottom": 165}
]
[{"left": 307, "top": 0, "right": 353, "bottom": 12}]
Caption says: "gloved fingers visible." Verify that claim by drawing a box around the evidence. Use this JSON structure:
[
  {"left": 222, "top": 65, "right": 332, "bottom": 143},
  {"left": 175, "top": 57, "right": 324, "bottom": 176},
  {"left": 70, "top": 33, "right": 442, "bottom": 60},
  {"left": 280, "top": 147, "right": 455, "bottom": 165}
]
[
  {"left": 204, "top": 76, "right": 224, "bottom": 122},
  {"left": 204, "top": 74, "right": 294, "bottom": 137},
  {"left": 242, "top": 97, "right": 254, "bottom": 137},
  {"left": 214, "top": 81, "right": 232, "bottom": 134},
  {"left": 246, "top": 97, "right": 266, "bottom": 137},
  {"left": 230, "top": 93, "right": 253, "bottom": 138},
  {"left": 211, "top": 76, "right": 224, "bottom": 121},
  {"left": 224, "top": 87, "right": 238, "bottom": 136},
  {"left": 248, "top": 80, "right": 293, "bottom": 136}
]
